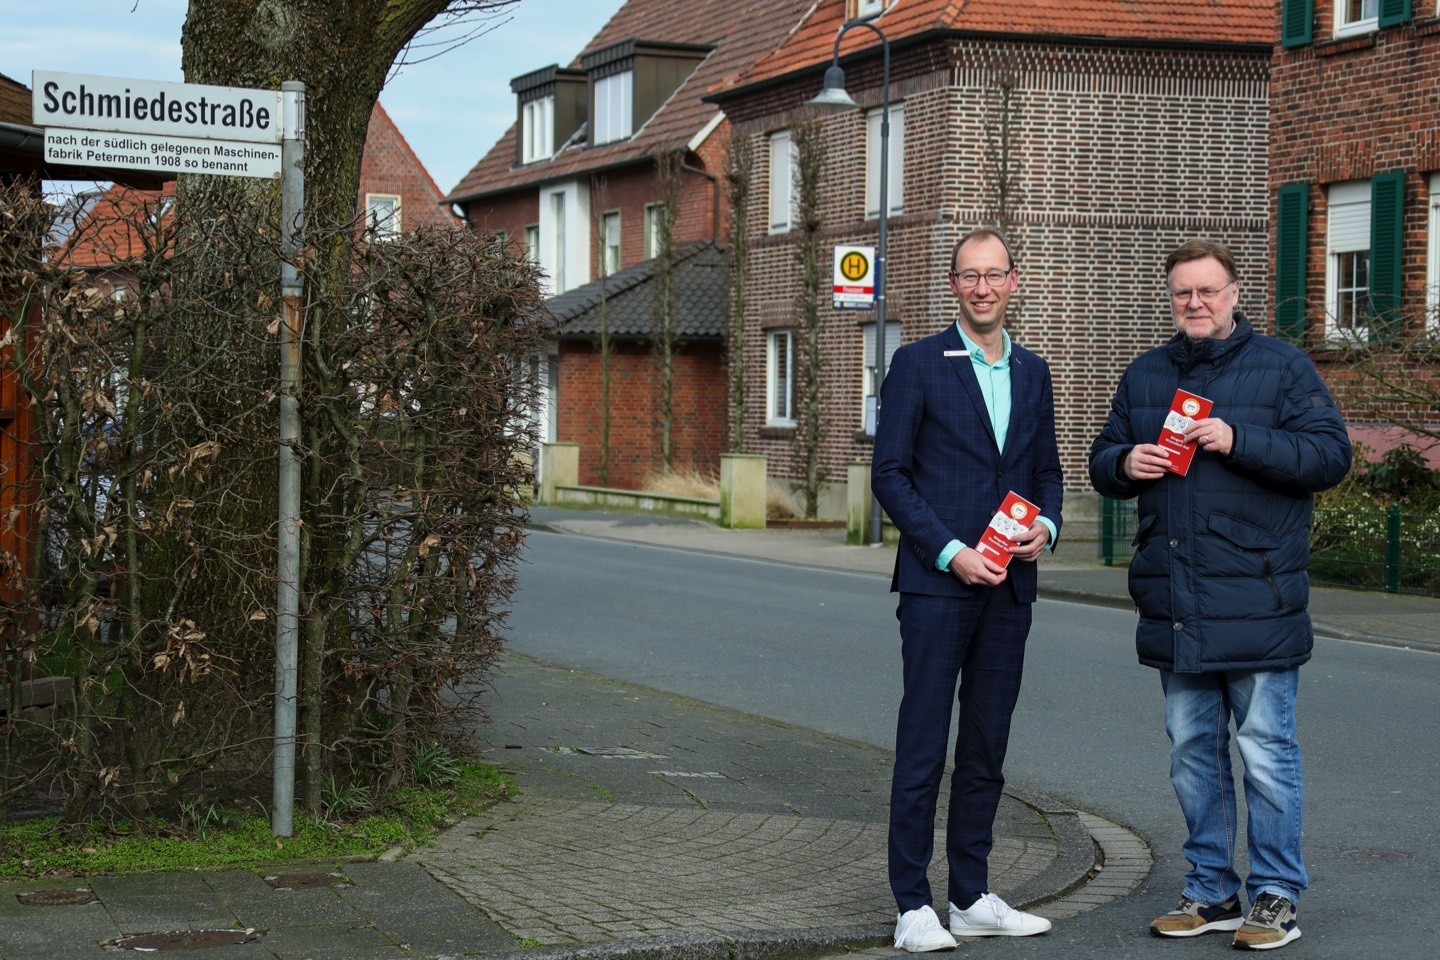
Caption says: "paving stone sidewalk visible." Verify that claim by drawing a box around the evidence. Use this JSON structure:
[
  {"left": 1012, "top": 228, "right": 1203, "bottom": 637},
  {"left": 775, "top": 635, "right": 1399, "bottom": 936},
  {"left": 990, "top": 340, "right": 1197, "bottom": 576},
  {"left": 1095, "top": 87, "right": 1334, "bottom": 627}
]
[{"left": 409, "top": 653, "right": 1148, "bottom": 958}]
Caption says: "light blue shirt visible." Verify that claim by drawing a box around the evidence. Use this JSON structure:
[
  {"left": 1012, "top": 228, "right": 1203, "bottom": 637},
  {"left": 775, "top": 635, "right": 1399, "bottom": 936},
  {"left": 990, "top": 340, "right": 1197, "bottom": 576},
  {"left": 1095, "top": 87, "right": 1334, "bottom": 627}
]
[{"left": 935, "top": 323, "right": 1057, "bottom": 571}]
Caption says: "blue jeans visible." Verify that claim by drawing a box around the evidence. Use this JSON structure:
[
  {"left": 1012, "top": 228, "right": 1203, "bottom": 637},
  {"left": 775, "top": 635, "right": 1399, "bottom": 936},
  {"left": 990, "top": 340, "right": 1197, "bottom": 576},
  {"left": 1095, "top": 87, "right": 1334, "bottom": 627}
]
[{"left": 1160, "top": 668, "right": 1308, "bottom": 906}]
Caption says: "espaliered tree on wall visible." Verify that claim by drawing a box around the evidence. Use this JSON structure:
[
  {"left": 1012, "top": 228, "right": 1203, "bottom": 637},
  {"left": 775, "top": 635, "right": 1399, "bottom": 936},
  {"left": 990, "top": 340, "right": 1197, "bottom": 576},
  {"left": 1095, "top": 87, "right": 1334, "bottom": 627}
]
[
  {"left": 792, "top": 118, "right": 826, "bottom": 520},
  {"left": 725, "top": 136, "right": 753, "bottom": 453},
  {"left": 651, "top": 149, "right": 683, "bottom": 473},
  {"left": 982, "top": 73, "right": 1027, "bottom": 325},
  {"left": 590, "top": 174, "right": 614, "bottom": 487},
  {"left": 1332, "top": 318, "right": 1440, "bottom": 449}
]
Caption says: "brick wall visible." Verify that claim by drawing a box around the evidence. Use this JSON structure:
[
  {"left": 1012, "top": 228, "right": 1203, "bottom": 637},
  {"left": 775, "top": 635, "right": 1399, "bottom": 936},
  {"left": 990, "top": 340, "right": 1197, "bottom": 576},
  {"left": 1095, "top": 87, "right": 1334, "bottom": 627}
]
[
  {"left": 1270, "top": 13, "right": 1440, "bottom": 438},
  {"left": 726, "top": 36, "right": 1271, "bottom": 497},
  {"left": 358, "top": 106, "right": 457, "bottom": 231},
  {"left": 557, "top": 339, "right": 728, "bottom": 488},
  {"left": 460, "top": 151, "right": 721, "bottom": 277}
]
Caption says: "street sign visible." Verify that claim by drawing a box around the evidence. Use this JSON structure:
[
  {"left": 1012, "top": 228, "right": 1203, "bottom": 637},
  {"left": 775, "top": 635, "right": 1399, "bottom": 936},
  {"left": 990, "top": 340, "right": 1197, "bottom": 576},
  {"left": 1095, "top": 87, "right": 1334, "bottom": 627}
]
[
  {"left": 833, "top": 244, "right": 875, "bottom": 310},
  {"left": 42, "top": 130, "right": 282, "bottom": 179},
  {"left": 32, "top": 71, "right": 282, "bottom": 143}
]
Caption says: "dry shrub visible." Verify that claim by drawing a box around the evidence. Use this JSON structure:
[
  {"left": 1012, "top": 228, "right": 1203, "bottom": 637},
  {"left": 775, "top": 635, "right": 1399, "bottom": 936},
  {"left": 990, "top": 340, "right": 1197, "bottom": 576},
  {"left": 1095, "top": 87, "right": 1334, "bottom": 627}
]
[
  {"left": 639, "top": 466, "right": 718, "bottom": 500},
  {"left": 0, "top": 179, "right": 549, "bottom": 824},
  {"left": 638, "top": 467, "right": 802, "bottom": 521}
]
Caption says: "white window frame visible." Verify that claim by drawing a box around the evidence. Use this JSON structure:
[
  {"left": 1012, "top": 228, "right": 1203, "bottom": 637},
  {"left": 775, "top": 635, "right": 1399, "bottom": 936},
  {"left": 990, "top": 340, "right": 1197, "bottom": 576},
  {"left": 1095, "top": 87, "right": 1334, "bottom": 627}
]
[
  {"left": 601, "top": 210, "right": 621, "bottom": 276},
  {"left": 860, "top": 320, "right": 901, "bottom": 431},
  {"left": 768, "top": 130, "right": 797, "bottom": 234},
  {"left": 594, "top": 71, "right": 634, "bottom": 145},
  {"left": 644, "top": 202, "right": 666, "bottom": 259},
  {"left": 1335, "top": 0, "right": 1380, "bottom": 38},
  {"left": 537, "top": 179, "right": 591, "bottom": 296},
  {"left": 766, "top": 329, "right": 795, "bottom": 427},
  {"left": 851, "top": 0, "right": 886, "bottom": 18},
  {"left": 366, "top": 193, "right": 401, "bottom": 240},
  {"left": 522, "top": 95, "right": 554, "bottom": 163},
  {"left": 1326, "top": 179, "right": 1372, "bottom": 342},
  {"left": 1427, "top": 173, "right": 1440, "bottom": 338},
  {"left": 551, "top": 192, "right": 567, "bottom": 293},
  {"left": 524, "top": 223, "right": 540, "bottom": 262},
  {"left": 865, "top": 103, "right": 904, "bottom": 219}
]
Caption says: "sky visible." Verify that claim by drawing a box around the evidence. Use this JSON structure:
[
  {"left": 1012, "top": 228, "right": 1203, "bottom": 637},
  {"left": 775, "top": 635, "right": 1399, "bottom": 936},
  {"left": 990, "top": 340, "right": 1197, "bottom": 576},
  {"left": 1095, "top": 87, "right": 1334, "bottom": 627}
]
[{"left": 0, "top": 0, "right": 626, "bottom": 195}]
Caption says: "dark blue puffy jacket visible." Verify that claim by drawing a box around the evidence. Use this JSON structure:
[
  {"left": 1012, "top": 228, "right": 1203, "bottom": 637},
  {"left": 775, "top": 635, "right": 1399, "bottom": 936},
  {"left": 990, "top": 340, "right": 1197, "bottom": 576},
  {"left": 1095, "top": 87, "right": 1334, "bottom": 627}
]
[{"left": 1088, "top": 314, "right": 1352, "bottom": 673}]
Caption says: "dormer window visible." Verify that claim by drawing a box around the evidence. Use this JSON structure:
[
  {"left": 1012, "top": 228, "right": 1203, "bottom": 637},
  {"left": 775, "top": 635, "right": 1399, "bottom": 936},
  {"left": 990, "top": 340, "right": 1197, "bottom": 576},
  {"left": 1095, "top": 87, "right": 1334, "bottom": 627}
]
[
  {"left": 594, "top": 71, "right": 633, "bottom": 144},
  {"left": 582, "top": 38, "right": 711, "bottom": 149},
  {"left": 851, "top": 0, "right": 885, "bottom": 18},
  {"left": 522, "top": 95, "right": 554, "bottom": 162},
  {"left": 511, "top": 65, "right": 587, "bottom": 166}
]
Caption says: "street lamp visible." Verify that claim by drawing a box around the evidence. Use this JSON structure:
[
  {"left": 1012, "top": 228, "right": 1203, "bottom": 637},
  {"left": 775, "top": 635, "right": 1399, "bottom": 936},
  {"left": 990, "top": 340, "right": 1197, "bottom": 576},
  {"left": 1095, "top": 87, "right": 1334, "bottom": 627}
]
[{"left": 809, "top": 15, "right": 890, "bottom": 547}]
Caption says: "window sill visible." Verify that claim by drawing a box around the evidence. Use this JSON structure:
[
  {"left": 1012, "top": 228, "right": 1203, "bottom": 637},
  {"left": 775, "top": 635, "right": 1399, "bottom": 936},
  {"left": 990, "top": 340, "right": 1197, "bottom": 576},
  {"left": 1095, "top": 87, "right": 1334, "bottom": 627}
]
[
  {"left": 758, "top": 425, "right": 796, "bottom": 440},
  {"left": 1315, "top": 32, "right": 1378, "bottom": 57},
  {"left": 852, "top": 430, "right": 875, "bottom": 444},
  {"left": 1416, "top": 17, "right": 1440, "bottom": 37}
]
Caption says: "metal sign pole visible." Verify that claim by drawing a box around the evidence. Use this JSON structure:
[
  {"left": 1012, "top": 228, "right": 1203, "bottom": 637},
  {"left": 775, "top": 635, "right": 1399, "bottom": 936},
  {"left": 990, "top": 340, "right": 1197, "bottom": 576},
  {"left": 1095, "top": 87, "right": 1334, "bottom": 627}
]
[{"left": 272, "top": 80, "right": 305, "bottom": 837}]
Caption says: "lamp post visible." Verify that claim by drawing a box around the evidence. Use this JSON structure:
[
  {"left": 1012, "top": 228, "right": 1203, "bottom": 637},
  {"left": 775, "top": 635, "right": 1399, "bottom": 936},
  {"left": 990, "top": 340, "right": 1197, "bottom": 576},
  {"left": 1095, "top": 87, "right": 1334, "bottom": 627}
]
[{"left": 809, "top": 15, "right": 890, "bottom": 547}]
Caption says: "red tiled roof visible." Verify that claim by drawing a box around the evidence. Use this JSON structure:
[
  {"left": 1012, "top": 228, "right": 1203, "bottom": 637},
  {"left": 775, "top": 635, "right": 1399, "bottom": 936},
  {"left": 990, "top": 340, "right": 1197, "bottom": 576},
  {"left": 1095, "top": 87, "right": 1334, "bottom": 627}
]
[
  {"left": 56, "top": 180, "right": 176, "bottom": 270},
  {"left": 445, "top": 0, "right": 820, "bottom": 204},
  {"left": 729, "top": 0, "right": 1274, "bottom": 92}
]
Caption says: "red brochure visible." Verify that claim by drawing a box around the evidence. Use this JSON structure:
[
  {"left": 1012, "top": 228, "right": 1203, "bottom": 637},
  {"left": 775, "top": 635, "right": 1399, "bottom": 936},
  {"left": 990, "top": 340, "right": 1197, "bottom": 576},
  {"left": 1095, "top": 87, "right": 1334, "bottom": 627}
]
[
  {"left": 973, "top": 491, "right": 1041, "bottom": 569},
  {"left": 1158, "top": 388, "right": 1214, "bottom": 476}
]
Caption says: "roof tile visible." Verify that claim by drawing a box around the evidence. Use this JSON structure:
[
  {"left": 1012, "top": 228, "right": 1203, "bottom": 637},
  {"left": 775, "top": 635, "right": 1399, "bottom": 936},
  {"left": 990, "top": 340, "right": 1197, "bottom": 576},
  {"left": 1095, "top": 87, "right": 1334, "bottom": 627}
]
[
  {"left": 446, "top": 0, "right": 818, "bottom": 203},
  {"left": 549, "top": 240, "right": 728, "bottom": 339},
  {"left": 731, "top": 0, "right": 1274, "bottom": 92}
]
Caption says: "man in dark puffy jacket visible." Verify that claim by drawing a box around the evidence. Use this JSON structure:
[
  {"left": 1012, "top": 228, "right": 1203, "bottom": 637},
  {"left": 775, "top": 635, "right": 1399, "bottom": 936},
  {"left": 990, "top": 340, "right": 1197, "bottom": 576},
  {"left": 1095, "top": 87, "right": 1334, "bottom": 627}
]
[{"left": 1089, "top": 239, "right": 1351, "bottom": 952}]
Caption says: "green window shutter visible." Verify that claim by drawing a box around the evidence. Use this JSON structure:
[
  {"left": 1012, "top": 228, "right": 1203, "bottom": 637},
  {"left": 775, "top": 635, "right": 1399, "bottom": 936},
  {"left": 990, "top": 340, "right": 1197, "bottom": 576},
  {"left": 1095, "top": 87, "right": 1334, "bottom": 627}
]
[
  {"left": 1282, "top": 0, "right": 1314, "bottom": 47},
  {"left": 1275, "top": 184, "right": 1310, "bottom": 344},
  {"left": 1369, "top": 170, "right": 1405, "bottom": 342},
  {"left": 1379, "top": 0, "right": 1412, "bottom": 28}
]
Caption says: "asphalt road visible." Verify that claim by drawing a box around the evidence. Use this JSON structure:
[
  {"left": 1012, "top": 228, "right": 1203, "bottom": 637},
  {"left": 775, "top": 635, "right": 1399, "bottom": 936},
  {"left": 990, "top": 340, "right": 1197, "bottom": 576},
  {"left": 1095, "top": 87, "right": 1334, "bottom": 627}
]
[{"left": 509, "top": 530, "right": 1440, "bottom": 959}]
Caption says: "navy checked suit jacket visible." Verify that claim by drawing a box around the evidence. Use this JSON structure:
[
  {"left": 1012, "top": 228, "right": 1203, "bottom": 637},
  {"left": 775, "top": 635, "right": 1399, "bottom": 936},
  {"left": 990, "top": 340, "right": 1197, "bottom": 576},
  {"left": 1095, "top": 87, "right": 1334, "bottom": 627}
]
[{"left": 872, "top": 323, "right": 1064, "bottom": 603}]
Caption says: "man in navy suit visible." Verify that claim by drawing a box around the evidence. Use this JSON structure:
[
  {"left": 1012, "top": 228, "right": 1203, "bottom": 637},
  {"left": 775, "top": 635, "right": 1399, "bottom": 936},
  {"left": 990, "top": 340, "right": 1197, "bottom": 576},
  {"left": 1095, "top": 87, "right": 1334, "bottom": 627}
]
[{"left": 873, "top": 229, "right": 1063, "bottom": 951}]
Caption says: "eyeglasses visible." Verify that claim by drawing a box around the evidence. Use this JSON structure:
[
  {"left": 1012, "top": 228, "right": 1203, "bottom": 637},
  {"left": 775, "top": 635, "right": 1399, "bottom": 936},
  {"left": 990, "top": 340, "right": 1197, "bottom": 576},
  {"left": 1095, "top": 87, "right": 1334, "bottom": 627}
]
[
  {"left": 951, "top": 269, "right": 1012, "bottom": 289},
  {"left": 1168, "top": 279, "right": 1236, "bottom": 304}
]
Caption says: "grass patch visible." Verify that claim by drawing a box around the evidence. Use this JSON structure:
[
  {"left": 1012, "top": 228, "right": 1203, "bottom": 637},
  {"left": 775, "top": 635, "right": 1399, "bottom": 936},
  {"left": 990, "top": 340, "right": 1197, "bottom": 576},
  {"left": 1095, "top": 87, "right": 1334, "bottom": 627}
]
[{"left": 0, "top": 762, "right": 514, "bottom": 880}]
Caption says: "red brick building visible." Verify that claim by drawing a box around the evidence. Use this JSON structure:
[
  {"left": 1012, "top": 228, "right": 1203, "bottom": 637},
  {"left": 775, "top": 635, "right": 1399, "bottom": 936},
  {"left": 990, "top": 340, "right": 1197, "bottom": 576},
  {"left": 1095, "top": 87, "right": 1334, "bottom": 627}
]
[
  {"left": 1271, "top": 0, "right": 1440, "bottom": 466},
  {"left": 356, "top": 102, "right": 460, "bottom": 236},
  {"left": 448, "top": 0, "right": 815, "bottom": 489},
  {"left": 710, "top": 0, "right": 1273, "bottom": 519}
]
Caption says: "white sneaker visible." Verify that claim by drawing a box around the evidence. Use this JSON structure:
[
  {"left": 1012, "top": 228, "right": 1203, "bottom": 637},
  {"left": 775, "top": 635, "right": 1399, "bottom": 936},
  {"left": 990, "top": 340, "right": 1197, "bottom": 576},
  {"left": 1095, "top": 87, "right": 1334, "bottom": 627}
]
[
  {"left": 949, "top": 893, "right": 1052, "bottom": 937},
  {"left": 893, "top": 905, "right": 958, "bottom": 952}
]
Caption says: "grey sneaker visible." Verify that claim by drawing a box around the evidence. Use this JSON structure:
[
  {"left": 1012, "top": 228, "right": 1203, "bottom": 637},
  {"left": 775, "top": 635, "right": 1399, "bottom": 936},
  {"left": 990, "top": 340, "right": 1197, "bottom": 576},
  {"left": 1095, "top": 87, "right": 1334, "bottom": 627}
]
[
  {"left": 1232, "top": 893, "right": 1301, "bottom": 951},
  {"left": 1149, "top": 894, "right": 1243, "bottom": 937}
]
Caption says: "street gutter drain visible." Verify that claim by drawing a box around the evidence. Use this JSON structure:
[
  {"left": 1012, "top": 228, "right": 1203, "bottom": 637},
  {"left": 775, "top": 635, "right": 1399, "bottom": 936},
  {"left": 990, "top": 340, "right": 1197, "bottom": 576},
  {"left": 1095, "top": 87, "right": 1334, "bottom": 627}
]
[
  {"left": 264, "top": 872, "right": 347, "bottom": 890},
  {"left": 17, "top": 888, "right": 97, "bottom": 906},
  {"left": 114, "top": 929, "right": 260, "bottom": 951}
]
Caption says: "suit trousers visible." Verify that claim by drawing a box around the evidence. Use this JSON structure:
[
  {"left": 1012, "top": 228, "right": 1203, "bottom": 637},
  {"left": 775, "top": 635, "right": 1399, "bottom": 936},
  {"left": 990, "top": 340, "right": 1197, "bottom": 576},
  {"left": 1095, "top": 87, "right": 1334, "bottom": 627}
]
[{"left": 889, "top": 587, "right": 1031, "bottom": 912}]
